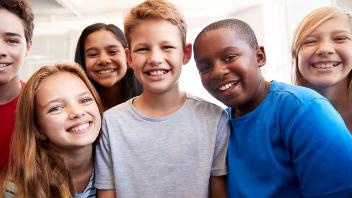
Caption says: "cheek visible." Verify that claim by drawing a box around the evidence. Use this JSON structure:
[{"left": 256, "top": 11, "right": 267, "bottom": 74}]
[
  {"left": 297, "top": 49, "right": 311, "bottom": 71},
  {"left": 200, "top": 75, "right": 212, "bottom": 88},
  {"left": 38, "top": 114, "right": 63, "bottom": 137},
  {"left": 84, "top": 57, "right": 94, "bottom": 70}
]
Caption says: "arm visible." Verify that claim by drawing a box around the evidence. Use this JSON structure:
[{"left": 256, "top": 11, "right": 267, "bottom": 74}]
[
  {"left": 209, "top": 111, "right": 229, "bottom": 197},
  {"left": 209, "top": 176, "right": 226, "bottom": 198},
  {"left": 286, "top": 98, "right": 352, "bottom": 197},
  {"left": 97, "top": 189, "right": 116, "bottom": 198}
]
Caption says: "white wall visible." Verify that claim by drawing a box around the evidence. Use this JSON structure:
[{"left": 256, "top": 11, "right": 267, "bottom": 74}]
[{"left": 21, "top": 0, "right": 345, "bottom": 106}]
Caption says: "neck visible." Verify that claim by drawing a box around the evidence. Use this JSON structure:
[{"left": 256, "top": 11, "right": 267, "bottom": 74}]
[
  {"left": 234, "top": 79, "right": 270, "bottom": 118},
  {"left": 97, "top": 83, "right": 124, "bottom": 110},
  {"left": 62, "top": 146, "right": 94, "bottom": 194},
  {"left": 0, "top": 76, "right": 21, "bottom": 105},
  {"left": 133, "top": 85, "right": 186, "bottom": 118}
]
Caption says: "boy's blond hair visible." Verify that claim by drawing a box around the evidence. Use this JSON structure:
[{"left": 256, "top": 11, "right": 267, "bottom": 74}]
[
  {"left": 124, "top": 0, "right": 187, "bottom": 47},
  {"left": 291, "top": 6, "right": 352, "bottom": 98}
]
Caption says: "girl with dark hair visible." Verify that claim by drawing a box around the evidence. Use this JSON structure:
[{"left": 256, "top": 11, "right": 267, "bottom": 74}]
[{"left": 75, "top": 23, "right": 142, "bottom": 110}]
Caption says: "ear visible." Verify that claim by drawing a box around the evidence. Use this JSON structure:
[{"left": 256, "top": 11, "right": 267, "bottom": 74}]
[
  {"left": 25, "top": 40, "right": 32, "bottom": 56},
  {"left": 256, "top": 46, "right": 266, "bottom": 67},
  {"left": 182, "top": 43, "right": 192, "bottom": 65},
  {"left": 125, "top": 48, "right": 133, "bottom": 69}
]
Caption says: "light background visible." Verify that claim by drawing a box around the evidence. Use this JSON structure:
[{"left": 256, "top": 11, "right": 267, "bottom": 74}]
[{"left": 23, "top": 0, "right": 352, "bottom": 107}]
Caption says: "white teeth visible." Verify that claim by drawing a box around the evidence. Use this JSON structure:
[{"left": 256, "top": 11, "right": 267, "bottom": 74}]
[
  {"left": 98, "top": 69, "right": 115, "bottom": 74},
  {"left": 148, "top": 70, "right": 167, "bottom": 76},
  {"left": 0, "top": 63, "right": 11, "bottom": 68},
  {"left": 219, "top": 82, "right": 236, "bottom": 91},
  {"left": 68, "top": 123, "right": 90, "bottom": 133},
  {"left": 313, "top": 63, "right": 338, "bottom": 68}
]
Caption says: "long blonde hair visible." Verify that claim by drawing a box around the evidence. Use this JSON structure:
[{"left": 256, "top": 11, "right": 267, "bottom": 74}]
[
  {"left": 291, "top": 6, "right": 352, "bottom": 99},
  {"left": 0, "top": 63, "right": 103, "bottom": 197}
]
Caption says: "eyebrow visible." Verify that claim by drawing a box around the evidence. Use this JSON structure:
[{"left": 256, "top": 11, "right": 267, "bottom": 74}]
[
  {"left": 85, "top": 45, "right": 120, "bottom": 52},
  {"left": 4, "top": 32, "right": 23, "bottom": 38}
]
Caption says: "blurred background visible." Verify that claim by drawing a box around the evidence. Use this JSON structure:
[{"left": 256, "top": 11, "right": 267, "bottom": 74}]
[{"left": 24, "top": 0, "right": 352, "bottom": 105}]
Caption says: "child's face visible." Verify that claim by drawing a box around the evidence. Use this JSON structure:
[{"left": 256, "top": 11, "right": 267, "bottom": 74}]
[
  {"left": 194, "top": 28, "right": 266, "bottom": 109},
  {"left": 126, "top": 20, "right": 191, "bottom": 94},
  {"left": 297, "top": 15, "right": 352, "bottom": 89},
  {"left": 35, "top": 72, "right": 101, "bottom": 152},
  {"left": 0, "top": 9, "right": 31, "bottom": 85},
  {"left": 84, "top": 29, "right": 128, "bottom": 88}
]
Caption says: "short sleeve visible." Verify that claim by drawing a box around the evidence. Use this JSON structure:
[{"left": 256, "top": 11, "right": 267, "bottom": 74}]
[
  {"left": 211, "top": 111, "right": 230, "bottom": 176},
  {"left": 285, "top": 98, "right": 352, "bottom": 197},
  {"left": 95, "top": 118, "right": 116, "bottom": 189}
]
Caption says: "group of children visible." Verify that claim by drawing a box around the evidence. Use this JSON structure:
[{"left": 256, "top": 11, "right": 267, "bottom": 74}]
[{"left": 0, "top": 0, "right": 351, "bottom": 197}]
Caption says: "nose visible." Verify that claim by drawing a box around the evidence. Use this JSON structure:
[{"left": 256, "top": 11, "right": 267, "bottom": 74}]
[
  {"left": 147, "top": 48, "right": 162, "bottom": 66},
  {"left": 98, "top": 52, "right": 111, "bottom": 66},
  {"left": 316, "top": 40, "right": 334, "bottom": 57},
  {"left": 211, "top": 61, "right": 229, "bottom": 80},
  {"left": 68, "top": 105, "right": 86, "bottom": 120},
  {"left": 0, "top": 42, "right": 7, "bottom": 58}
]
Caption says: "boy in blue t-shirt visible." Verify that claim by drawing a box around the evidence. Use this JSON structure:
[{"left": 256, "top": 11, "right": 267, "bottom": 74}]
[{"left": 193, "top": 18, "right": 352, "bottom": 197}]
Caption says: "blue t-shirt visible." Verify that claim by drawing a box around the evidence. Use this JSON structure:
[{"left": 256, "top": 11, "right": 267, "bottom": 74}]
[{"left": 226, "top": 81, "right": 352, "bottom": 198}]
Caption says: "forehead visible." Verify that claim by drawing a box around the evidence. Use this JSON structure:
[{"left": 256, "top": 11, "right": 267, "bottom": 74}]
[
  {"left": 308, "top": 15, "right": 352, "bottom": 36},
  {"left": 129, "top": 19, "right": 183, "bottom": 45},
  {"left": 36, "top": 72, "right": 89, "bottom": 104},
  {"left": 84, "top": 30, "right": 122, "bottom": 48},
  {"left": 194, "top": 29, "right": 251, "bottom": 56},
  {"left": 0, "top": 9, "right": 25, "bottom": 37}
]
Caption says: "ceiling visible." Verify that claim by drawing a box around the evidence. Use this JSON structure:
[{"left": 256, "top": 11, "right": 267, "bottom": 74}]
[{"left": 27, "top": 0, "right": 265, "bottom": 35}]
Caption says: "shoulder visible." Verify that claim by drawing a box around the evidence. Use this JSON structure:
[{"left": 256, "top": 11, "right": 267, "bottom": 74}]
[
  {"left": 268, "top": 81, "right": 329, "bottom": 109},
  {"left": 104, "top": 98, "right": 133, "bottom": 117},
  {"left": 186, "top": 93, "right": 225, "bottom": 114}
]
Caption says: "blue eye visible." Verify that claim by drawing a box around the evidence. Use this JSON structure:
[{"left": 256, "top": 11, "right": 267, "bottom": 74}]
[
  {"left": 162, "top": 45, "right": 175, "bottom": 50},
  {"left": 48, "top": 105, "right": 64, "bottom": 113},
  {"left": 334, "top": 36, "right": 349, "bottom": 42},
  {"left": 108, "top": 50, "right": 119, "bottom": 55},
  {"left": 6, "top": 39, "right": 20, "bottom": 45},
  {"left": 135, "top": 47, "right": 148, "bottom": 52},
  {"left": 302, "top": 39, "right": 317, "bottom": 45},
  {"left": 81, "top": 97, "right": 93, "bottom": 104}
]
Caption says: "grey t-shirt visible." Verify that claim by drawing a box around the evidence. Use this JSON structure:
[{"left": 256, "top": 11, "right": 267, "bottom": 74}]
[{"left": 95, "top": 94, "right": 229, "bottom": 198}]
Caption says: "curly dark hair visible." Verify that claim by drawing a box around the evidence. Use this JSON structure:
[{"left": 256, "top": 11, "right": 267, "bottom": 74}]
[{"left": 0, "top": 0, "right": 34, "bottom": 42}]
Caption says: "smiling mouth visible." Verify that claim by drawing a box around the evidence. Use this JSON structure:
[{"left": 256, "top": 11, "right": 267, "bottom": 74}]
[
  {"left": 0, "top": 63, "right": 11, "bottom": 68},
  {"left": 67, "top": 122, "right": 91, "bottom": 133},
  {"left": 312, "top": 62, "right": 339, "bottom": 69},
  {"left": 146, "top": 69, "right": 168, "bottom": 76},
  {"left": 218, "top": 80, "right": 239, "bottom": 91},
  {"left": 97, "top": 69, "right": 116, "bottom": 74}
]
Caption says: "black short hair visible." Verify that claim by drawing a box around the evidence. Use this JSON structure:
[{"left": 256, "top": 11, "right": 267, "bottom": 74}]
[
  {"left": 195, "top": 18, "right": 258, "bottom": 49},
  {"left": 0, "top": 0, "right": 34, "bottom": 42}
]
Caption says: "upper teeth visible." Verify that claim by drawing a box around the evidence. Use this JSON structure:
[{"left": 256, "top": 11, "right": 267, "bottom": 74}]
[
  {"left": 0, "top": 63, "right": 11, "bottom": 68},
  {"left": 149, "top": 70, "right": 167, "bottom": 76},
  {"left": 68, "top": 123, "right": 89, "bottom": 133},
  {"left": 98, "top": 69, "right": 115, "bottom": 74},
  {"left": 219, "top": 82, "right": 236, "bottom": 91},
  {"left": 313, "top": 63, "right": 338, "bottom": 68}
]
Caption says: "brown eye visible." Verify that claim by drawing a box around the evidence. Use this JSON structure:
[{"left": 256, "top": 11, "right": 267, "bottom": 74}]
[{"left": 224, "top": 55, "right": 237, "bottom": 63}]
